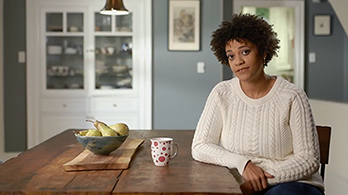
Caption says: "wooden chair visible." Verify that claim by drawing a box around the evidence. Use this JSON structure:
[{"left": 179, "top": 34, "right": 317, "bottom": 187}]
[{"left": 316, "top": 126, "right": 331, "bottom": 181}]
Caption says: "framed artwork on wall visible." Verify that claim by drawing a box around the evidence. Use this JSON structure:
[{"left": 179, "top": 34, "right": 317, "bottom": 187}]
[
  {"left": 314, "top": 15, "right": 331, "bottom": 36},
  {"left": 168, "top": 0, "right": 200, "bottom": 51}
]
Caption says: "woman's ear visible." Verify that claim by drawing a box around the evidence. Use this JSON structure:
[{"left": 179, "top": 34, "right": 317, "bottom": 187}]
[{"left": 263, "top": 53, "right": 267, "bottom": 59}]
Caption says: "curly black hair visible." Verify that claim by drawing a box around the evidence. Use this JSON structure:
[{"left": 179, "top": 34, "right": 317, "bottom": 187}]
[{"left": 211, "top": 13, "right": 280, "bottom": 67}]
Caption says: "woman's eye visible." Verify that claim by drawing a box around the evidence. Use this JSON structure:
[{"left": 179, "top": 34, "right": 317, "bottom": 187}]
[
  {"left": 242, "top": 50, "right": 250, "bottom": 55},
  {"left": 227, "top": 55, "right": 234, "bottom": 60}
]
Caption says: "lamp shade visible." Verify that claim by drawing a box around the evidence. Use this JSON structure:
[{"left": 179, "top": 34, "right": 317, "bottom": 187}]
[{"left": 100, "top": 0, "right": 129, "bottom": 15}]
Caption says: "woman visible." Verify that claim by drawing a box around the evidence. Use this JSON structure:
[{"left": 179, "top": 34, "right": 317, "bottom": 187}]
[{"left": 191, "top": 13, "right": 324, "bottom": 195}]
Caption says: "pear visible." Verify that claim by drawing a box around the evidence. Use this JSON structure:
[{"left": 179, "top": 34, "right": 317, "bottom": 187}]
[
  {"left": 85, "top": 129, "right": 102, "bottom": 136},
  {"left": 86, "top": 120, "right": 118, "bottom": 136},
  {"left": 74, "top": 130, "right": 89, "bottom": 136},
  {"left": 110, "top": 123, "right": 129, "bottom": 136}
]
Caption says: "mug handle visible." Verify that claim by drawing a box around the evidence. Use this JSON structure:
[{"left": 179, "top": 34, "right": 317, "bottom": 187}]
[{"left": 170, "top": 142, "right": 179, "bottom": 159}]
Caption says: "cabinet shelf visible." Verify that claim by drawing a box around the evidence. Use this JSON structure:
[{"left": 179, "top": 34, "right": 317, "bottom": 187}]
[
  {"left": 94, "top": 32, "right": 133, "bottom": 36},
  {"left": 97, "top": 73, "right": 131, "bottom": 78},
  {"left": 96, "top": 51, "right": 131, "bottom": 57},
  {"left": 46, "top": 33, "right": 85, "bottom": 37},
  {"left": 47, "top": 53, "right": 83, "bottom": 56},
  {"left": 47, "top": 74, "right": 83, "bottom": 78},
  {"left": 96, "top": 85, "right": 132, "bottom": 89}
]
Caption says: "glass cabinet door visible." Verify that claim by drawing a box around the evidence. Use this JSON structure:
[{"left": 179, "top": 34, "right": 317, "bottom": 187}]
[
  {"left": 45, "top": 12, "right": 85, "bottom": 90},
  {"left": 95, "top": 13, "right": 112, "bottom": 32},
  {"left": 115, "top": 13, "right": 132, "bottom": 32},
  {"left": 94, "top": 12, "right": 133, "bottom": 90},
  {"left": 46, "top": 13, "right": 63, "bottom": 32},
  {"left": 67, "top": 13, "right": 84, "bottom": 32}
]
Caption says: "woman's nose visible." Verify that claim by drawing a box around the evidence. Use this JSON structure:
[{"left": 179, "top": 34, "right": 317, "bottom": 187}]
[{"left": 235, "top": 56, "right": 244, "bottom": 66}]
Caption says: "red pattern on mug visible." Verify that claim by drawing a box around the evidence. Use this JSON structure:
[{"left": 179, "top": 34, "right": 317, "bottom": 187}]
[{"left": 159, "top": 156, "right": 165, "bottom": 162}]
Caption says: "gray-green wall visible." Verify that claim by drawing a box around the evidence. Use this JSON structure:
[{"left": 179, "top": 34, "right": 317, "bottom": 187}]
[
  {"left": 153, "top": 0, "right": 222, "bottom": 129},
  {"left": 4, "top": 0, "right": 348, "bottom": 151},
  {"left": 306, "top": 0, "right": 347, "bottom": 102},
  {"left": 4, "top": 0, "right": 26, "bottom": 152}
]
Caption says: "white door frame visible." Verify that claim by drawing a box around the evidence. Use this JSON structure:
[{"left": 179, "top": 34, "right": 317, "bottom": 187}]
[{"left": 233, "top": 0, "right": 305, "bottom": 89}]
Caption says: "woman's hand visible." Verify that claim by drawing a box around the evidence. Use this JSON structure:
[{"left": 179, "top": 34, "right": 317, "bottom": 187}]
[
  {"left": 240, "top": 181, "right": 254, "bottom": 195},
  {"left": 242, "top": 161, "right": 274, "bottom": 192}
]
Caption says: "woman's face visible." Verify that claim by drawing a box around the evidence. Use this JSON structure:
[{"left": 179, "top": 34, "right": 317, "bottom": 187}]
[{"left": 225, "top": 39, "right": 265, "bottom": 82}]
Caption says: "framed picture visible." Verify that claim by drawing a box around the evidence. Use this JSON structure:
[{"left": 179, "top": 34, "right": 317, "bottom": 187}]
[
  {"left": 168, "top": 0, "right": 200, "bottom": 51},
  {"left": 314, "top": 15, "right": 331, "bottom": 36}
]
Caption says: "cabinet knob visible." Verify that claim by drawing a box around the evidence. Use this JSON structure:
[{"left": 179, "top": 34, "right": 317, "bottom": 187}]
[
  {"left": 62, "top": 104, "right": 67, "bottom": 107},
  {"left": 113, "top": 104, "right": 117, "bottom": 107}
]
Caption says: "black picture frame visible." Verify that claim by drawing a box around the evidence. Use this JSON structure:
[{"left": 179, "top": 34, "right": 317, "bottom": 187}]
[{"left": 314, "top": 15, "right": 331, "bottom": 36}]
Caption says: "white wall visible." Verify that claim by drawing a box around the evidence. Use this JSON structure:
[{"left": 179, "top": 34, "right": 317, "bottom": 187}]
[
  {"left": 310, "top": 99, "right": 348, "bottom": 195},
  {"left": 329, "top": 0, "right": 348, "bottom": 36}
]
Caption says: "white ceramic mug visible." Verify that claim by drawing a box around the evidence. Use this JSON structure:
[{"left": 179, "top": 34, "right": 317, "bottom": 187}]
[{"left": 150, "top": 137, "right": 179, "bottom": 166}]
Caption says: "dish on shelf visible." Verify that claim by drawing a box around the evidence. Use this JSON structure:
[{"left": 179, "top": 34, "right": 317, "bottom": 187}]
[
  {"left": 112, "top": 65, "right": 128, "bottom": 73},
  {"left": 48, "top": 66, "right": 69, "bottom": 76},
  {"left": 70, "top": 83, "right": 81, "bottom": 89},
  {"left": 117, "top": 78, "right": 132, "bottom": 86},
  {"left": 48, "top": 45, "right": 62, "bottom": 54},
  {"left": 68, "top": 26, "right": 79, "bottom": 32},
  {"left": 48, "top": 25, "right": 63, "bottom": 32},
  {"left": 99, "top": 47, "right": 115, "bottom": 55},
  {"left": 74, "top": 69, "right": 84, "bottom": 75},
  {"left": 128, "top": 69, "right": 133, "bottom": 76},
  {"left": 95, "top": 67, "right": 109, "bottom": 75},
  {"left": 116, "top": 27, "right": 132, "bottom": 32},
  {"left": 65, "top": 47, "right": 77, "bottom": 54}
]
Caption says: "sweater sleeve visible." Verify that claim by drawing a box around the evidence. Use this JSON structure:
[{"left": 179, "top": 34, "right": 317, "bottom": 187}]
[
  {"left": 266, "top": 90, "right": 320, "bottom": 183},
  {"left": 191, "top": 88, "right": 250, "bottom": 177}
]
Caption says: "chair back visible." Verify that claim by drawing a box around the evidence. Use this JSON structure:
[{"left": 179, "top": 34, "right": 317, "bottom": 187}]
[{"left": 316, "top": 126, "right": 331, "bottom": 180}]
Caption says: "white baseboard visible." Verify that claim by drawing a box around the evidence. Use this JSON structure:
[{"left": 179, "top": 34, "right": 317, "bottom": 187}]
[
  {"left": 325, "top": 171, "right": 348, "bottom": 195},
  {"left": 0, "top": 152, "right": 20, "bottom": 162}
]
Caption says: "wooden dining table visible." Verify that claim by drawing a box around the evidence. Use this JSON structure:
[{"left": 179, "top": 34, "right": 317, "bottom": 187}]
[{"left": 0, "top": 129, "right": 242, "bottom": 195}]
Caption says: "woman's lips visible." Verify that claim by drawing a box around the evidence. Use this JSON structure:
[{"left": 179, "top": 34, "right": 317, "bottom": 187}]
[{"left": 237, "top": 67, "right": 249, "bottom": 73}]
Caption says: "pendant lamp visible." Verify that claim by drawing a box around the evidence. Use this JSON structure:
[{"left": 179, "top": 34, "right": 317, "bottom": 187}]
[{"left": 100, "top": 0, "right": 129, "bottom": 15}]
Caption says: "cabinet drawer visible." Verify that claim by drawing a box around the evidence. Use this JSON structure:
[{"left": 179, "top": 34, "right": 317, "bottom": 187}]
[
  {"left": 42, "top": 99, "right": 89, "bottom": 112},
  {"left": 92, "top": 115, "right": 139, "bottom": 129},
  {"left": 91, "top": 99, "right": 138, "bottom": 112}
]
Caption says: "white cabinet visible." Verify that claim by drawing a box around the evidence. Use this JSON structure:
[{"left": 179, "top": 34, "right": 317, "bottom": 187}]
[
  {"left": 91, "top": 115, "right": 139, "bottom": 130},
  {"left": 27, "top": 0, "right": 152, "bottom": 146},
  {"left": 41, "top": 116, "right": 88, "bottom": 142}
]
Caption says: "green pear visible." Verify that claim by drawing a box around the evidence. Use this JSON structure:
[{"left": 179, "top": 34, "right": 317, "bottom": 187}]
[
  {"left": 110, "top": 123, "right": 129, "bottom": 136},
  {"left": 85, "top": 129, "right": 102, "bottom": 136},
  {"left": 78, "top": 130, "right": 89, "bottom": 136},
  {"left": 74, "top": 130, "right": 89, "bottom": 136},
  {"left": 86, "top": 120, "right": 118, "bottom": 136}
]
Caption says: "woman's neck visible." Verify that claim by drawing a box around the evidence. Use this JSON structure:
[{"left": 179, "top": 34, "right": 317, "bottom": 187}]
[{"left": 239, "top": 74, "right": 276, "bottom": 99}]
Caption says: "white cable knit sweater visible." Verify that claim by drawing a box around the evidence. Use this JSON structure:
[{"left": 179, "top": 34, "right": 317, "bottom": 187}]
[{"left": 191, "top": 76, "right": 324, "bottom": 191}]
